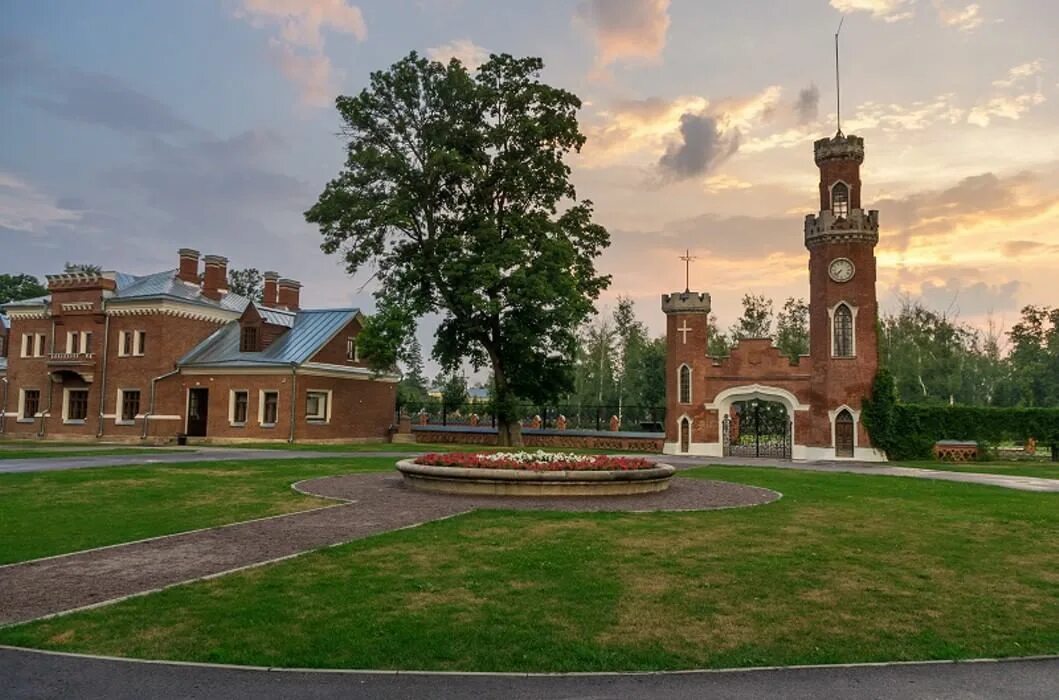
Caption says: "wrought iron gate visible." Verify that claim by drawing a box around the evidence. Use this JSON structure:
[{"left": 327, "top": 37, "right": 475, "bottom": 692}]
[{"left": 722, "top": 399, "right": 791, "bottom": 459}]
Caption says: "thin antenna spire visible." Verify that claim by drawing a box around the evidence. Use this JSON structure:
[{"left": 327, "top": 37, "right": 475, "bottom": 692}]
[{"left": 835, "top": 17, "right": 845, "bottom": 136}]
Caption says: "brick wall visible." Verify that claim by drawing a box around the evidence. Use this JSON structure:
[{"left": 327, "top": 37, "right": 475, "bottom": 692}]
[{"left": 413, "top": 428, "right": 664, "bottom": 453}]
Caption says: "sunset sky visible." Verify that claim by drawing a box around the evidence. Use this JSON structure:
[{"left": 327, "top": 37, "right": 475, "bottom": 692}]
[{"left": 3, "top": 0, "right": 1057, "bottom": 363}]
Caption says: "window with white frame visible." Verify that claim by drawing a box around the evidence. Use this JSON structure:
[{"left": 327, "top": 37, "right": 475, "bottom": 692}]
[
  {"left": 678, "top": 364, "right": 692, "bottom": 404},
  {"left": 118, "top": 389, "right": 141, "bottom": 423},
  {"left": 118, "top": 330, "right": 146, "bottom": 357},
  {"left": 260, "top": 391, "right": 279, "bottom": 426},
  {"left": 64, "top": 388, "right": 89, "bottom": 423},
  {"left": 346, "top": 337, "right": 358, "bottom": 362},
  {"left": 19, "top": 389, "right": 41, "bottom": 421},
  {"left": 24, "top": 333, "right": 46, "bottom": 357},
  {"left": 230, "top": 390, "right": 249, "bottom": 425},
  {"left": 66, "top": 331, "right": 92, "bottom": 354},
  {"left": 306, "top": 390, "right": 330, "bottom": 422}
]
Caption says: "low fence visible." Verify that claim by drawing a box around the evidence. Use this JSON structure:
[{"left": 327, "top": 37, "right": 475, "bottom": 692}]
[
  {"left": 411, "top": 425, "right": 666, "bottom": 453},
  {"left": 399, "top": 402, "right": 666, "bottom": 433}
]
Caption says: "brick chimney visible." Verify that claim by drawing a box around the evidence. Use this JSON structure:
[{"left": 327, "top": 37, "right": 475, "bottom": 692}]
[
  {"left": 177, "top": 248, "right": 200, "bottom": 284},
  {"left": 277, "top": 278, "right": 301, "bottom": 311},
  {"left": 202, "top": 255, "right": 229, "bottom": 301},
  {"left": 262, "top": 271, "right": 279, "bottom": 307}
]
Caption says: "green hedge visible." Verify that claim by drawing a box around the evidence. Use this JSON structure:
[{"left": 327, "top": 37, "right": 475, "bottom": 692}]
[{"left": 864, "top": 370, "right": 1059, "bottom": 460}]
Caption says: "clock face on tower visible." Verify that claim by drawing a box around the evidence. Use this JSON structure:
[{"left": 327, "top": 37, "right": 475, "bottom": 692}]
[{"left": 828, "top": 257, "right": 855, "bottom": 283}]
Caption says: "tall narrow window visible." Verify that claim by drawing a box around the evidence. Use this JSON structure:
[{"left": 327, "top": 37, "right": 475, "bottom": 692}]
[
  {"left": 346, "top": 337, "right": 358, "bottom": 362},
  {"left": 833, "top": 304, "right": 854, "bottom": 357},
  {"left": 678, "top": 364, "right": 691, "bottom": 404},
  {"left": 231, "top": 390, "right": 249, "bottom": 424},
  {"left": 22, "top": 389, "right": 40, "bottom": 420},
  {"left": 261, "top": 391, "right": 279, "bottom": 426},
  {"left": 66, "top": 389, "right": 89, "bottom": 422},
  {"left": 121, "top": 390, "right": 141, "bottom": 422},
  {"left": 120, "top": 331, "right": 133, "bottom": 357},
  {"left": 135, "top": 331, "right": 146, "bottom": 356},
  {"left": 831, "top": 181, "right": 849, "bottom": 219}
]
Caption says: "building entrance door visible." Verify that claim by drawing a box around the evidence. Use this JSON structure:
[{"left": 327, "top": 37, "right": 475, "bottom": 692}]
[
  {"left": 835, "top": 410, "right": 854, "bottom": 458},
  {"left": 187, "top": 388, "right": 209, "bottom": 437}
]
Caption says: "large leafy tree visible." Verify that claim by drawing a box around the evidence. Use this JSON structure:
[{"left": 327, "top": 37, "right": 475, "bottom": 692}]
[
  {"left": 729, "top": 293, "right": 774, "bottom": 341},
  {"left": 0, "top": 273, "right": 47, "bottom": 305},
  {"left": 228, "top": 268, "right": 264, "bottom": 302},
  {"left": 775, "top": 297, "right": 809, "bottom": 361},
  {"left": 306, "top": 53, "right": 610, "bottom": 445}
]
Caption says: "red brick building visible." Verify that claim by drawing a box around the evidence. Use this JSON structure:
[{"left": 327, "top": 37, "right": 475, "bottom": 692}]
[
  {"left": 0, "top": 250, "right": 398, "bottom": 443},
  {"left": 662, "top": 132, "right": 886, "bottom": 461}
]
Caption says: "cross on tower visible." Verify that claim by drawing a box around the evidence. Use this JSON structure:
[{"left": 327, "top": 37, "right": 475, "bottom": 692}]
[
  {"left": 679, "top": 249, "right": 697, "bottom": 293},
  {"left": 678, "top": 320, "right": 692, "bottom": 344}
]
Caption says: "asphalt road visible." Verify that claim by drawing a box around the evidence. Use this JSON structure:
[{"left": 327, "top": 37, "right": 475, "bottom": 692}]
[{"left": 3, "top": 648, "right": 1058, "bottom": 699}]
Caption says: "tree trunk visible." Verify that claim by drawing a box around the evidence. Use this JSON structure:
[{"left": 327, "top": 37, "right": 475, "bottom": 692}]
[{"left": 490, "top": 356, "right": 523, "bottom": 448}]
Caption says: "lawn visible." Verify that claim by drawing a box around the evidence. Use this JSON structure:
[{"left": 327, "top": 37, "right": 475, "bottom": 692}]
[
  {"left": 898, "top": 460, "right": 1059, "bottom": 480},
  {"left": 2, "top": 466, "right": 1056, "bottom": 672},
  {"left": 0, "top": 457, "right": 395, "bottom": 564},
  {"left": 0, "top": 448, "right": 168, "bottom": 460}
]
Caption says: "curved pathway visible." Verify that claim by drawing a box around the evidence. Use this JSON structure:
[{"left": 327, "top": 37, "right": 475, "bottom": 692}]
[
  {"left": 2, "top": 646, "right": 1057, "bottom": 699},
  {"left": 0, "top": 474, "right": 777, "bottom": 625}
]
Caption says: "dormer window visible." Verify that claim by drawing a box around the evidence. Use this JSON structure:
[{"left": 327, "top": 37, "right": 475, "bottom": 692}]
[
  {"left": 831, "top": 182, "right": 849, "bottom": 219},
  {"left": 240, "top": 326, "right": 259, "bottom": 352}
]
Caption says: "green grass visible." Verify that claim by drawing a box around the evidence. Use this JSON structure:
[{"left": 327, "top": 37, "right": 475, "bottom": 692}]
[
  {"left": 2, "top": 466, "right": 1056, "bottom": 671},
  {"left": 898, "top": 460, "right": 1059, "bottom": 480},
  {"left": 0, "top": 457, "right": 395, "bottom": 564},
  {"left": 0, "top": 448, "right": 168, "bottom": 460}
]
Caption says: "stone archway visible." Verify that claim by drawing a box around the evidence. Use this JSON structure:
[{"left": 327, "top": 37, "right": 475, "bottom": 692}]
[{"left": 706, "top": 384, "right": 811, "bottom": 460}]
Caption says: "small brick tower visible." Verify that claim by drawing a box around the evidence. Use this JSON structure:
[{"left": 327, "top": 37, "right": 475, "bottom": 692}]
[
  {"left": 661, "top": 291, "right": 711, "bottom": 452},
  {"left": 804, "top": 132, "right": 880, "bottom": 456}
]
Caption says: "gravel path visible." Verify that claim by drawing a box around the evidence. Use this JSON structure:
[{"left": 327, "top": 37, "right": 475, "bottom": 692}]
[{"left": 0, "top": 473, "right": 778, "bottom": 626}]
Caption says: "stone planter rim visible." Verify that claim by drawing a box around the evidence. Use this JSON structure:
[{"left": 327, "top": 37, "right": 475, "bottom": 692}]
[{"left": 396, "top": 458, "right": 675, "bottom": 483}]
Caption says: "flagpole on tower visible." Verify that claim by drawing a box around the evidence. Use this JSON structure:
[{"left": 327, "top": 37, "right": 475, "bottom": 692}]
[{"left": 835, "top": 17, "right": 844, "bottom": 136}]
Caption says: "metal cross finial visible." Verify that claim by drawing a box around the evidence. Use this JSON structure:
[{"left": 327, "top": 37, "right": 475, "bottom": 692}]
[{"left": 679, "top": 248, "right": 697, "bottom": 293}]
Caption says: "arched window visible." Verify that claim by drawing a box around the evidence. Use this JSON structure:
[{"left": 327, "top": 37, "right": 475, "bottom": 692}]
[
  {"left": 678, "top": 364, "right": 691, "bottom": 404},
  {"left": 831, "top": 181, "right": 849, "bottom": 219},
  {"left": 680, "top": 417, "right": 691, "bottom": 453},
  {"left": 835, "top": 409, "right": 854, "bottom": 457},
  {"left": 833, "top": 304, "right": 854, "bottom": 357}
]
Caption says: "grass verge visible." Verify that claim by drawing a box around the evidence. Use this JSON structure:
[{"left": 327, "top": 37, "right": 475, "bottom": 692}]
[
  {"left": 0, "top": 457, "right": 394, "bottom": 564},
  {"left": 1, "top": 467, "right": 1056, "bottom": 671},
  {"left": 898, "top": 460, "right": 1059, "bottom": 480}
]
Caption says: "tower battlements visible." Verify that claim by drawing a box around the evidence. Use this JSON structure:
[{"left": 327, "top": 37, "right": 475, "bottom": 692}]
[
  {"left": 661, "top": 291, "right": 711, "bottom": 315},
  {"left": 804, "top": 209, "right": 879, "bottom": 247},
  {"left": 814, "top": 133, "right": 864, "bottom": 165}
]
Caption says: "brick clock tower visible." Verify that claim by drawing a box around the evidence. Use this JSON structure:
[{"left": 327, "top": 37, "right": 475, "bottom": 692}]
[
  {"left": 660, "top": 131, "right": 886, "bottom": 462},
  {"left": 804, "top": 133, "right": 880, "bottom": 458}
]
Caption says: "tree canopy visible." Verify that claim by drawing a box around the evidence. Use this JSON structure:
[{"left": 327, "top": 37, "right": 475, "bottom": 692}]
[
  {"left": 306, "top": 52, "right": 610, "bottom": 445},
  {"left": 228, "top": 268, "right": 264, "bottom": 303},
  {"left": 0, "top": 274, "right": 48, "bottom": 305}
]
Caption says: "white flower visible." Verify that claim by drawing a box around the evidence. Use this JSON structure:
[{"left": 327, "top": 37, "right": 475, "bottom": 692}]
[{"left": 478, "top": 450, "right": 593, "bottom": 464}]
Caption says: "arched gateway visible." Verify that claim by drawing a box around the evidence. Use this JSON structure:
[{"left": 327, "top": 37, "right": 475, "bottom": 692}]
[{"left": 660, "top": 131, "right": 887, "bottom": 462}]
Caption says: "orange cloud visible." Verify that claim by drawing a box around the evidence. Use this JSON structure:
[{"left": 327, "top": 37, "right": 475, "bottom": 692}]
[{"left": 575, "top": 0, "right": 670, "bottom": 72}]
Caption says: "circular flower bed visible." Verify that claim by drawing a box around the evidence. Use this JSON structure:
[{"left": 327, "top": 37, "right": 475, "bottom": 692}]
[
  {"left": 396, "top": 451, "right": 674, "bottom": 497},
  {"left": 414, "top": 451, "right": 656, "bottom": 472}
]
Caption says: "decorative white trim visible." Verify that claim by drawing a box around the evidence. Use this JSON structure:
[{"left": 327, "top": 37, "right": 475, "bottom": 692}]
[
  {"left": 705, "top": 384, "right": 810, "bottom": 412},
  {"left": 147, "top": 414, "right": 182, "bottom": 421},
  {"left": 106, "top": 300, "right": 239, "bottom": 324},
  {"left": 61, "top": 302, "right": 94, "bottom": 312},
  {"left": 662, "top": 440, "right": 723, "bottom": 457},
  {"left": 299, "top": 362, "right": 400, "bottom": 381},
  {"left": 182, "top": 367, "right": 290, "bottom": 377},
  {"left": 6, "top": 309, "right": 50, "bottom": 320},
  {"left": 827, "top": 301, "right": 858, "bottom": 358},
  {"left": 803, "top": 445, "right": 887, "bottom": 462}
]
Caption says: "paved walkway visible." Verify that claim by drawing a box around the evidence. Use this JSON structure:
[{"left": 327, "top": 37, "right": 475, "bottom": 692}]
[
  {"left": 0, "top": 474, "right": 777, "bottom": 625},
  {"left": 2, "top": 647, "right": 1056, "bottom": 699},
  {"left": 662, "top": 455, "right": 1059, "bottom": 492}
]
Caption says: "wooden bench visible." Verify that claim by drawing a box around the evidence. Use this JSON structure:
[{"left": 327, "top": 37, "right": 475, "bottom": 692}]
[{"left": 933, "top": 440, "right": 978, "bottom": 463}]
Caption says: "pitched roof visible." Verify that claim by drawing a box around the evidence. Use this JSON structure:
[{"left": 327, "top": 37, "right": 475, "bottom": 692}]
[
  {"left": 179, "top": 308, "right": 359, "bottom": 368},
  {"left": 0, "top": 269, "right": 249, "bottom": 314},
  {"left": 111, "top": 270, "right": 250, "bottom": 312}
]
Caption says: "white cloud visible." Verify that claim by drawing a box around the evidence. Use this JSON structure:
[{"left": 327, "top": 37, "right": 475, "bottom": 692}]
[
  {"left": 426, "top": 39, "right": 489, "bottom": 70},
  {"left": 234, "top": 0, "right": 367, "bottom": 107},
  {"left": 969, "top": 60, "right": 1045, "bottom": 127},
  {"left": 830, "top": 0, "right": 914, "bottom": 23},
  {"left": 575, "top": 0, "right": 670, "bottom": 71},
  {"left": 0, "top": 171, "right": 82, "bottom": 234},
  {"left": 934, "top": 2, "right": 984, "bottom": 32}
]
